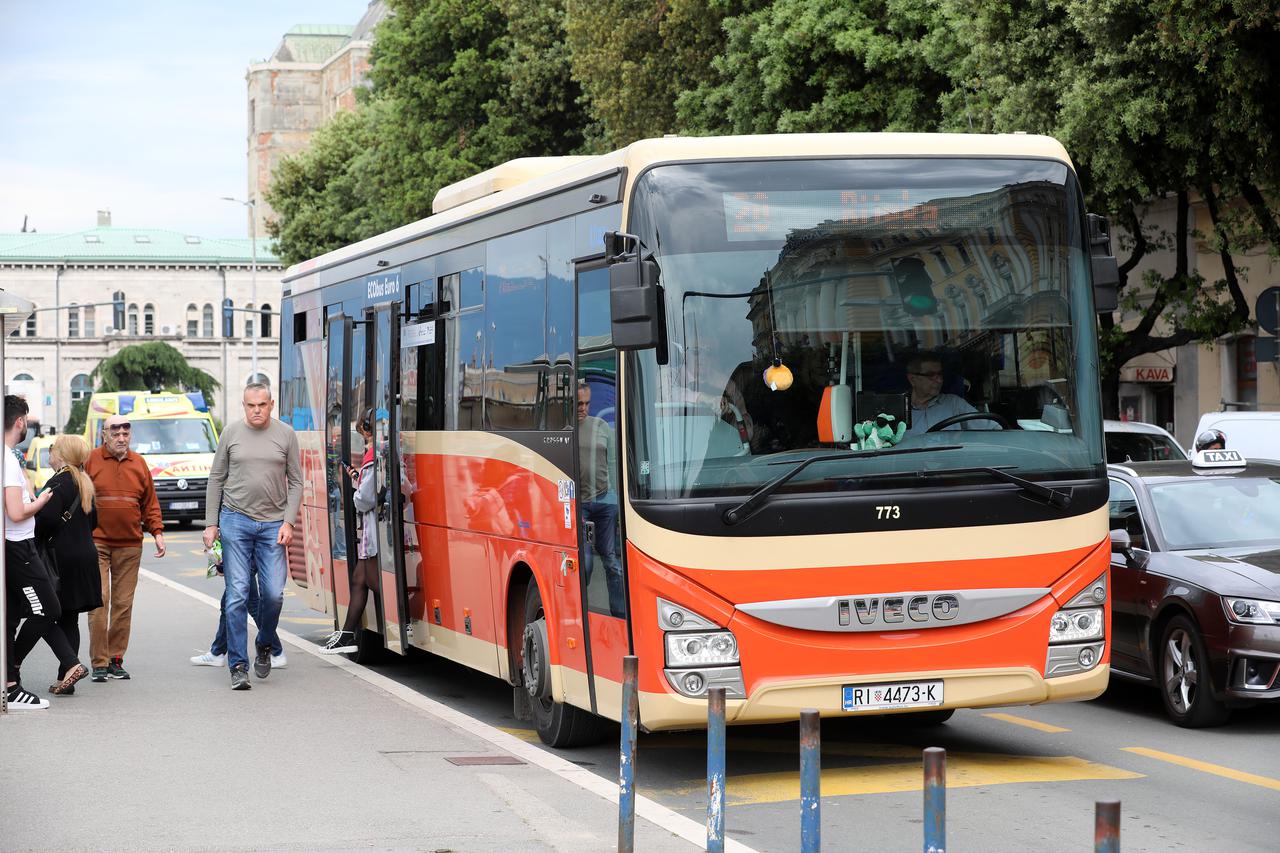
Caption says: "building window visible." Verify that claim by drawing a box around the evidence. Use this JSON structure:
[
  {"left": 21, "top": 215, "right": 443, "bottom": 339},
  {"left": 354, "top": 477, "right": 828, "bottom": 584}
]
[
  {"left": 127, "top": 303, "right": 139, "bottom": 335},
  {"left": 186, "top": 304, "right": 199, "bottom": 337},
  {"left": 222, "top": 298, "right": 234, "bottom": 337},
  {"left": 70, "top": 374, "right": 92, "bottom": 403},
  {"left": 84, "top": 305, "right": 95, "bottom": 337},
  {"left": 68, "top": 304, "right": 80, "bottom": 338},
  {"left": 112, "top": 291, "right": 126, "bottom": 331},
  {"left": 202, "top": 303, "right": 214, "bottom": 338},
  {"left": 260, "top": 303, "right": 272, "bottom": 338},
  {"left": 24, "top": 311, "right": 36, "bottom": 336},
  {"left": 13, "top": 373, "right": 33, "bottom": 381},
  {"left": 244, "top": 301, "right": 254, "bottom": 338},
  {"left": 143, "top": 303, "right": 155, "bottom": 335}
]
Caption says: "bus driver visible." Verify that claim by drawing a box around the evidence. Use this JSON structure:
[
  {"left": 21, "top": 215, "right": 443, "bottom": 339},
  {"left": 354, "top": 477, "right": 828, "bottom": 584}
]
[{"left": 903, "top": 352, "right": 978, "bottom": 436}]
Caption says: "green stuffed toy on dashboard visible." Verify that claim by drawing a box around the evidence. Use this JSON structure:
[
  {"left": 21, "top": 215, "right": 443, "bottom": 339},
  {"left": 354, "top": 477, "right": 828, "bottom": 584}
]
[{"left": 854, "top": 414, "right": 906, "bottom": 450}]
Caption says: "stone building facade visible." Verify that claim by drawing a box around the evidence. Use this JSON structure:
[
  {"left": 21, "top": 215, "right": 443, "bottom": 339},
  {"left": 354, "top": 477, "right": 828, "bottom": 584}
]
[
  {"left": 245, "top": 2, "right": 388, "bottom": 235},
  {"left": 1114, "top": 194, "right": 1280, "bottom": 444},
  {"left": 0, "top": 212, "right": 283, "bottom": 432}
]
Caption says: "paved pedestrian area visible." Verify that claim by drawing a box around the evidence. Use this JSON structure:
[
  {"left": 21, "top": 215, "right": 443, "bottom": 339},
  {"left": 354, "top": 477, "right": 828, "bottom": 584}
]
[{"left": 0, "top": 574, "right": 699, "bottom": 853}]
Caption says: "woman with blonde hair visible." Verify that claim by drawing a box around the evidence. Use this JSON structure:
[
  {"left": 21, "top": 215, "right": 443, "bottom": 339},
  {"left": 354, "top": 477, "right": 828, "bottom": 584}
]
[{"left": 14, "top": 434, "right": 102, "bottom": 695}]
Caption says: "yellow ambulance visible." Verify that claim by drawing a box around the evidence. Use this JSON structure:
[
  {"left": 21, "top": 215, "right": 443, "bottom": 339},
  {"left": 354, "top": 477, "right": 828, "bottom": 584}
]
[{"left": 85, "top": 391, "right": 219, "bottom": 525}]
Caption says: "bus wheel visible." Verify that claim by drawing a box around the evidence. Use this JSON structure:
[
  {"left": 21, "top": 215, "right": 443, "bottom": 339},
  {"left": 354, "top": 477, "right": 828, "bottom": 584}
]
[{"left": 521, "top": 583, "right": 609, "bottom": 748}]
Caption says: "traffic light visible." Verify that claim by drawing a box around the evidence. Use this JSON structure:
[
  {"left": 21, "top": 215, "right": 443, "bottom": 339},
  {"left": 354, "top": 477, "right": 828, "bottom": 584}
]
[
  {"left": 892, "top": 257, "right": 937, "bottom": 317},
  {"left": 222, "top": 298, "right": 234, "bottom": 337}
]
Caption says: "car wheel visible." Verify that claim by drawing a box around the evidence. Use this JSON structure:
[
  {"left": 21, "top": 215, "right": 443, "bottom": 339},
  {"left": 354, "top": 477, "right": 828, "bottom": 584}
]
[
  {"left": 1158, "top": 615, "right": 1230, "bottom": 728},
  {"left": 521, "top": 583, "right": 610, "bottom": 748}
]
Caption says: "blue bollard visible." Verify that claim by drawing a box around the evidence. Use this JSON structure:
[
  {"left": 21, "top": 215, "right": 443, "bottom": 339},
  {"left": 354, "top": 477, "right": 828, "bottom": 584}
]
[
  {"left": 707, "top": 686, "right": 727, "bottom": 853},
  {"left": 800, "top": 709, "right": 821, "bottom": 852},
  {"left": 1095, "top": 800, "right": 1120, "bottom": 853},
  {"left": 923, "top": 747, "right": 946, "bottom": 853},
  {"left": 618, "top": 655, "right": 639, "bottom": 853}
]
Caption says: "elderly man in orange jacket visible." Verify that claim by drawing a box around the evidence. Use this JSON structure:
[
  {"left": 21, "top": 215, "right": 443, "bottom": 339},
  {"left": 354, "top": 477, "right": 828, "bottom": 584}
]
[{"left": 84, "top": 413, "right": 166, "bottom": 682}]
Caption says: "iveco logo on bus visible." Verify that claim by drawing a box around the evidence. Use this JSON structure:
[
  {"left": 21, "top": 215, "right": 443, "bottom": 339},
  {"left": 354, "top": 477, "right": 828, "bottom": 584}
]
[{"left": 848, "top": 593, "right": 959, "bottom": 626}]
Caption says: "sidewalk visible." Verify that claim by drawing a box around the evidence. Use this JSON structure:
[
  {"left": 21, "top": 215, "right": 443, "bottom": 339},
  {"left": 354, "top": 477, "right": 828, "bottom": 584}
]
[{"left": 0, "top": 573, "right": 701, "bottom": 853}]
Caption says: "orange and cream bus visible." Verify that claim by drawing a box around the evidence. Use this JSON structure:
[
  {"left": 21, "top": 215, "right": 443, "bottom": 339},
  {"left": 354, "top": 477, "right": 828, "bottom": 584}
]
[{"left": 279, "top": 134, "right": 1119, "bottom": 746}]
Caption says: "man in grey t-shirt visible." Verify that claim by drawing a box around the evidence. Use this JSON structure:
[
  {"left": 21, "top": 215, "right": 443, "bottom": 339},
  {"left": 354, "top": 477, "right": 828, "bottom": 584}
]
[{"left": 203, "top": 383, "right": 302, "bottom": 690}]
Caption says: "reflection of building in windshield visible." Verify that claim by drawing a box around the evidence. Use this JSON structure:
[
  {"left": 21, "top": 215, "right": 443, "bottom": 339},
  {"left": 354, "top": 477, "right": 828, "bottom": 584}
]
[{"left": 129, "top": 420, "right": 216, "bottom": 454}]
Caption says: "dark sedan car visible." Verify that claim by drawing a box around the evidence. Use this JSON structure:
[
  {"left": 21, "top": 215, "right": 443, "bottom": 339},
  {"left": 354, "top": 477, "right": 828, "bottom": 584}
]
[{"left": 1107, "top": 450, "right": 1280, "bottom": 726}]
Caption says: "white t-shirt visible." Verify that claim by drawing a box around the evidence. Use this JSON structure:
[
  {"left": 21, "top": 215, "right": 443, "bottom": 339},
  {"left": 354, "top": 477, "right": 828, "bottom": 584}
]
[{"left": 3, "top": 445, "right": 35, "bottom": 541}]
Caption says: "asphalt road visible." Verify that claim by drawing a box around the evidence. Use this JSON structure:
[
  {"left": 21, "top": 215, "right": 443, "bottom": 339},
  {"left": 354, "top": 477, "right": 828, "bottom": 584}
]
[{"left": 154, "top": 528, "right": 1280, "bottom": 853}]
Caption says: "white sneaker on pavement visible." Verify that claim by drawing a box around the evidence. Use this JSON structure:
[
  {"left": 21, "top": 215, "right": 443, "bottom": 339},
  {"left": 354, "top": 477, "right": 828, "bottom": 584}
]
[
  {"left": 6, "top": 685, "right": 49, "bottom": 710},
  {"left": 271, "top": 651, "right": 287, "bottom": 669},
  {"left": 190, "top": 650, "right": 227, "bottom": 667}
]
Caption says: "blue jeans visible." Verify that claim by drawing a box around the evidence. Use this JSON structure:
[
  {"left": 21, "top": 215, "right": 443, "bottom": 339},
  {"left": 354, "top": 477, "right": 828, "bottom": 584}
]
[
  {"left": 221, "top": 509, "right": 287, "bottom": 671},
  {"left": 210, "top": 575, "right": 281, "bottom": 657},
  {"left": 580, "top": 498, "right": 626, "bottom": 618}
]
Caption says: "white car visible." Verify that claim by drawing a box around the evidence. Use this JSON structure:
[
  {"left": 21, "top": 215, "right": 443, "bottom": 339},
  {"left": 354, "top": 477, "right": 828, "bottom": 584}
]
[
  {"left": 1104, "top": 419, "right": 1189, "bottom": 464},
  {"left": 1194, "top": 411, "right": 1280, "bottom": 461}
]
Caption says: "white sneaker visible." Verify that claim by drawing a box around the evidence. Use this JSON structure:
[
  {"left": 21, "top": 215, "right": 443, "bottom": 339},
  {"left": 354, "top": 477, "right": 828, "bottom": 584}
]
[
  {"left": 271, "top": 651, "right": 287, "bottom": 669},
  {"left": 6, "top": 685, "right": 49, "bottom": 710},
  {"left": 190, "top": 650, "right": 227, "bottom": 667}
]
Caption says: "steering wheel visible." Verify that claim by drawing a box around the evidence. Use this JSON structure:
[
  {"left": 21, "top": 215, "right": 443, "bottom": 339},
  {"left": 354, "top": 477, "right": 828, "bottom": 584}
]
[{"left": 926, "top": 411, "right": 1011, "bottom": 432}]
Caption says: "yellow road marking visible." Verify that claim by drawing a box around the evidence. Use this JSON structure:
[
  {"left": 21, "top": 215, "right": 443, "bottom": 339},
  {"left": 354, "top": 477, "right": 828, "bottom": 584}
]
[
  {"left": 660, "top": 753, "right": 1142, "bottom": 804},
  {"left": 983, "top": 712, "right": 1070, "bottom": 733},
  {"left": 498, "top": 726, "right": 541, "bottom": 743},
  {"left": 178, "top": 569, "right": 210, "bottom": 578},
  {"left": 1123, "top": 747, "right": 1280, "bottom": 792},
  {"left": 282, "top": 616, "right": 335, "bottom": 625}
]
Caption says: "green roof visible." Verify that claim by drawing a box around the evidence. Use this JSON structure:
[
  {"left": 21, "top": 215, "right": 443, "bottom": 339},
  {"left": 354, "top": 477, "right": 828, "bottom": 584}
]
[
  {"left": 0, "top": 227, "right": 280, "bottom": 265},
  {"left": 286, "top": 24, "right": 355, "bottom": 37},
  {"left": 274, "top": 25, "right": 356, "bottom": 63}
]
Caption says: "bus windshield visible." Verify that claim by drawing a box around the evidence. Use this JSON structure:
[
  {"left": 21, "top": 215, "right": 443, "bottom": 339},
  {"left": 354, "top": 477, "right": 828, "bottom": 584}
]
[
  {"left": 129, "top": 419, "right": 217, "bottom": 455},
  {"left": 626, "top": 157, "right": 1104, "bottom": 500}
]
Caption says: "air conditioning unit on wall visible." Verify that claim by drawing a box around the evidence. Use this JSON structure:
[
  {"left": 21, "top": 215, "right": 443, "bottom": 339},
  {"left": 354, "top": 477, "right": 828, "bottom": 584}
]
[{"left": 160, "top": 324, "right": 179, "bottom": 336}]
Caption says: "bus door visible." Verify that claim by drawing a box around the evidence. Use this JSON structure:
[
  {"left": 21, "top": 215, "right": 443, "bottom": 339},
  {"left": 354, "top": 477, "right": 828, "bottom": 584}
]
[
  {"left": 368, "top": 303, "right": 411, "bottom": 655},
  {"left": 324, "top": 315, "right": 356, "bottom": 623},
  {"left": 574, "top": 260, "right": 629, "bottom": 714}
]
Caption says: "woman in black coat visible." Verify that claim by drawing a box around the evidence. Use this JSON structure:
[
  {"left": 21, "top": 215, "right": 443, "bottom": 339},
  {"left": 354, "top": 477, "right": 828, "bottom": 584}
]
[{"left": 18, "top": 434, "right": 102, "bottom": 694}]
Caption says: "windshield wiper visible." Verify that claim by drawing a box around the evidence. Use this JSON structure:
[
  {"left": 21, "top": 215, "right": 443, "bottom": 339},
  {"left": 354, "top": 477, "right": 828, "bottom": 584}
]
[
  {"left": 722, "top": 445, "right": 961, "bottom": 526},
  {"left": 915, "top": 466, "right": 1073, "bottom": 510}
]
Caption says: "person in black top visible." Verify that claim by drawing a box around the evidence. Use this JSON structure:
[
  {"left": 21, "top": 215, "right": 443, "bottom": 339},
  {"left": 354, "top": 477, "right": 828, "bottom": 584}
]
[{"left": 14, "top": 434, "right": 102, "bottom": 695}]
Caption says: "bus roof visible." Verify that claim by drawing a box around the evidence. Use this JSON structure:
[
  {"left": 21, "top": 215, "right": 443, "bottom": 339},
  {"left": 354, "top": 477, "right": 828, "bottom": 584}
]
[{"left": 282, "top": 132, "right": 1074, "bottom": 293}]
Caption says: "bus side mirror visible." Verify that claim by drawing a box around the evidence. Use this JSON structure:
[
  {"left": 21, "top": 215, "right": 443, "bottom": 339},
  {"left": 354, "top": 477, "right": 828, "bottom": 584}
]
[
  {"left": 609, "top": 257, "right": 662, "bottom": 351},
  {"left": 1088, "top": 214, "right": 1119, "bottom": 314}
]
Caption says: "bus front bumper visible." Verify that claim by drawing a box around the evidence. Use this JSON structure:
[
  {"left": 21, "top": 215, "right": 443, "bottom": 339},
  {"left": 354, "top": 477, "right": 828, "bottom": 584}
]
[{"left": 638, "top": 664, "right": 1109, "bottom": 731}]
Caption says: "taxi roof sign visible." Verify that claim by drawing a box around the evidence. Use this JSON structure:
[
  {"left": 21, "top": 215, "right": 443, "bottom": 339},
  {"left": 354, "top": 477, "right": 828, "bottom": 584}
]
[{"left": 1193, "top": 448, "right": 1246, "bottom": 468}]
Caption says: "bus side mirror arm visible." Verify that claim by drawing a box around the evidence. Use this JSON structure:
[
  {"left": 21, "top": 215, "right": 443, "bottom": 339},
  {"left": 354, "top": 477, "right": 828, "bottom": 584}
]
[{"left": 1088, "top": 213, "right": 1120, "bottom": 314}]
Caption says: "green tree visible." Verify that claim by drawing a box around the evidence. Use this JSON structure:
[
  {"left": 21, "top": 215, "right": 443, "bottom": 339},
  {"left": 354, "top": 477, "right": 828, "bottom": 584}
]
[
  {"left": 64, "top": 398, "right": 89, "bottom": 436},
  {"left": 677, "top": 0, "right": 951, "bottom": 135},
  {"left": 939, "top": 0, "right": 1278, "bottom": 414},
  {"left": 90, "top": 342, "right": 220, "bottom": 404},
  {"left": 564, "top": 0, "right": 729, "bottom": 148},
  {"left": 266, "top": 0, "right": 592, "bottom": 266}
]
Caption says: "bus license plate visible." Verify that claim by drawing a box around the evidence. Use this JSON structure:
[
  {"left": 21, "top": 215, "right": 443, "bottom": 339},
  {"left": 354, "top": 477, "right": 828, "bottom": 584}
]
[
  {"left": 843, "top": 680, "right": 943, "bottom": 712},
  {"left": 169, "top": 501, "right": 198, "bottom": 510}
]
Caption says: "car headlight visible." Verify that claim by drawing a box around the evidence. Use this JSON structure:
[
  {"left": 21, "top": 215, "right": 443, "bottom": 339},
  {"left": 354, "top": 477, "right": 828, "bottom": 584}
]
[
  {"left": 1223, "top": 598, "right": 1280, "bottom": 626},
  {"left": 664, "top": 631, "right": 739, "bottom": 667},
  {"left": 1048, "top": 607, "right": 1104, "bottom": 643}
]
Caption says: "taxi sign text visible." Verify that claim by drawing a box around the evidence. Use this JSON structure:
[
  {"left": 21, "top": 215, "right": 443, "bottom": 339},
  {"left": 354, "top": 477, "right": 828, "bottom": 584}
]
[{"left": 1194, "top": 449, "right": 1245, "bottom": 467}]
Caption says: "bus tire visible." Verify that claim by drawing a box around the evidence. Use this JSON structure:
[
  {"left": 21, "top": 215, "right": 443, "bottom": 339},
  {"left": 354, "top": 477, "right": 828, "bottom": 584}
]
[{"left": 522, "top": 583, "right": 610, "bottom": 748}]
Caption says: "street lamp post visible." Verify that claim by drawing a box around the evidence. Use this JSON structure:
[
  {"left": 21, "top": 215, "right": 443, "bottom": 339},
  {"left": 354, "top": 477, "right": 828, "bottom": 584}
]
[{"left": 220, "top": 196, "right": 258, "bottom": 382}]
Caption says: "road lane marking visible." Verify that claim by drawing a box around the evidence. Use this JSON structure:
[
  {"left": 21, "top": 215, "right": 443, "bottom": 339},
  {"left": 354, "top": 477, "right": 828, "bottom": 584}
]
[
  {"left": 282, "top": 616, "right": 335, "bottom": 625},
  {"left": 1123, "top": 747, "right": 1280, "bottom": 792},
  {"left": 983, "top": 712, "right": 1070, "bottom": 733},
  {"left": 139, "top": 567, "right": 739, "bottom": 852},
  {"left": 499, "top": 726, "right": 543, "bottom": 743},
  {"left": 178, "top": 569, "right": 208, "bottom": 578},
  {"left": 661, "top": 753, "right": 1142, "bottom": 804}
]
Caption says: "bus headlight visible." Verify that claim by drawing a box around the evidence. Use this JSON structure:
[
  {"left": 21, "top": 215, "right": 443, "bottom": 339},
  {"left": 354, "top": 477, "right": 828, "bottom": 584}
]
[
  {"left": 665, "top": 631, "right": 740, "bottom": 667},
  {"left": 1048, "top": 607, "right": 1104, "bottom": 643}
]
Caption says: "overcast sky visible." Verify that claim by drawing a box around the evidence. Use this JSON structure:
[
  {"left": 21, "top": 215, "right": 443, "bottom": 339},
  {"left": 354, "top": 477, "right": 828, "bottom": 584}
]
[{"left": 1, "top": 1, "right": 369, "bottom": 239}]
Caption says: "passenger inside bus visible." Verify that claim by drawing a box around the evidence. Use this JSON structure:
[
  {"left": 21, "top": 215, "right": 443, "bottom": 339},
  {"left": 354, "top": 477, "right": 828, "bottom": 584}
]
[{"left": 576, "top": 382, "right": 625, "bottom": 617}]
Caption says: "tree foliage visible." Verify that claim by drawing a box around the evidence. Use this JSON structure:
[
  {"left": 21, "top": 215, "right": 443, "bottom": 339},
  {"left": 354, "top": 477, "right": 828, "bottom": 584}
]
[
  {"left": 266, "top": 0, "right": 1279, "bottom": 412},
  {"left": 90, "top": 342, "right": 220, "bottom": 404}
]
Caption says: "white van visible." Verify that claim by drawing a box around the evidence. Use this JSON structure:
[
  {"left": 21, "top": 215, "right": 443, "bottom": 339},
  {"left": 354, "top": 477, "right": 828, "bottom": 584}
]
[{"left": 1194, "top": 411, "right": 1280, "bottom": 461}]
